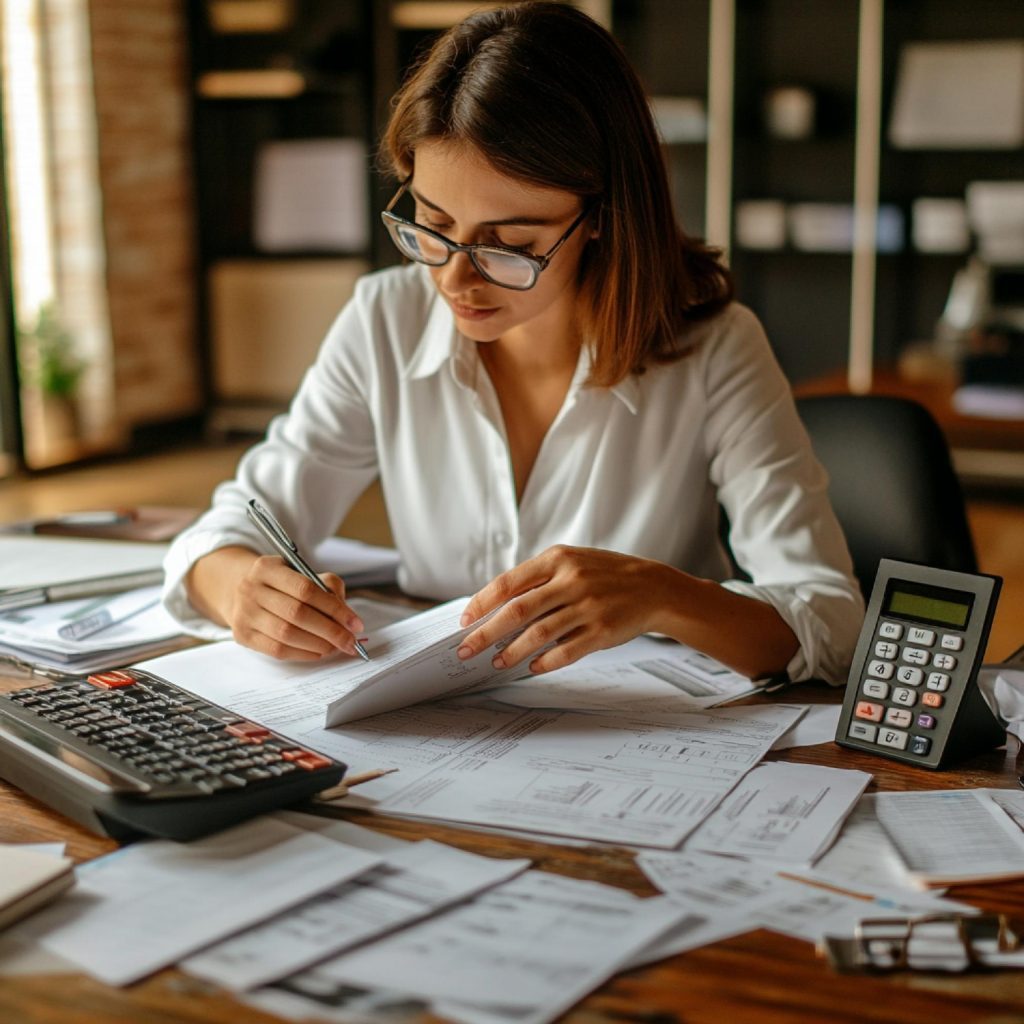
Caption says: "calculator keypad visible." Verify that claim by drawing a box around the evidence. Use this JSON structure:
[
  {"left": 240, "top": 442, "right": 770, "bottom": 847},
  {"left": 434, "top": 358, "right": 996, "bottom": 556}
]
[{"left": 847, "top": 618, "right": 968, "bottom": 760}]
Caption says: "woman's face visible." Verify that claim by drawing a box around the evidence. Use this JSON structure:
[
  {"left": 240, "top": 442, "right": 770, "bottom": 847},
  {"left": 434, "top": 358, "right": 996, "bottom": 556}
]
[{"left": 407, "top": 140, "right": 592, "bottom": 345}]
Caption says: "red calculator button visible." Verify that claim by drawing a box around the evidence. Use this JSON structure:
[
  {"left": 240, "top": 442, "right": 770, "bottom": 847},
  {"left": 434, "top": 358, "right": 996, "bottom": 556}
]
[
  {"left": 855, "top": 701, "right": 883, "bottom": 722},
  {"left": 922, "top": 692, "right": 944, "bottom": 708},
  {"left": 280, "top": 749, "right": 309, "bottom": 761},
  {"left": 295, "top": 753, "right": 333, "bottom": 771},
  {"left": 225, "top": 722, "right": 272, "bottom": 742},
  {"left": 86, "top": 671, "right": 137, "bottom": 689}
]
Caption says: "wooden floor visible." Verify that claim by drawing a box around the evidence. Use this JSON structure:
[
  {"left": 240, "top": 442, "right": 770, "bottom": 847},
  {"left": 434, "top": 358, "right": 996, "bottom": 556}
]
[{"left": 1, "top": 441, "right": 1021, "bottom": 661}]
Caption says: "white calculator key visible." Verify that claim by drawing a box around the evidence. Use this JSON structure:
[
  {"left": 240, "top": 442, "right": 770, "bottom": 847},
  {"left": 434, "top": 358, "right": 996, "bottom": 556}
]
[
  {"left": 878, "top": 621, "right": 904, "bottom": 640},
  {"left": 873, "top": 641, "right": 898, "bottom": 660},
  {"left": 862, "top": 680, "right": 890, "bottom": 700},
  {"left": 940, "top": 634, "right": 964, "bottom": 651},
  {"left": 867, "top": 660, "right": 895, "bottom": 680},
  {"left": 891, "top": 687, "right": 918, "bottom": 707},
  {"left": 907, "top": 627, "right": 936, "bottom": 647},
  {"left": 896, "top": 666, "right": 923, "bottom": 686},
  {"left": 926, "top": 672, "right": 951, "bottom": 692},
  {"left": 878, "top": 728, "right": 909, "bottom": 750},
  {"left": 902, "top": 647, "right": 929, "bottom": 666},
  {"left": 932, "top": 653, "right": 957, "bottom": 670},
  {"left": 884, "top": 708, "right": 913, "bottom": 728},
  {"left": 848, "top": 721, "right": 878, "bottom": 742}
]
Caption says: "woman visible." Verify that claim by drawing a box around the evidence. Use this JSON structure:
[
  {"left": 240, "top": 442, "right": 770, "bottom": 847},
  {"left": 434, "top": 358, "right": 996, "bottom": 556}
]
[{"left": 166, "top": 1, "right": 863, "bottom": 684}]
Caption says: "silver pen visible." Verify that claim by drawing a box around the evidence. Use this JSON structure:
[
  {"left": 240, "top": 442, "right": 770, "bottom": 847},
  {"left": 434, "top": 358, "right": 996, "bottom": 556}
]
[{"left": 246, "top": 498, "right": 370, "bottom": 661}]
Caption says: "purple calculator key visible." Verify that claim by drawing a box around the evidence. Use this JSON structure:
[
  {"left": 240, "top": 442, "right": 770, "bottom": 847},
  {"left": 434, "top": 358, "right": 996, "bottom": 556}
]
[{"left": 916, "top": 713, "right": 936, "bottom": 730}]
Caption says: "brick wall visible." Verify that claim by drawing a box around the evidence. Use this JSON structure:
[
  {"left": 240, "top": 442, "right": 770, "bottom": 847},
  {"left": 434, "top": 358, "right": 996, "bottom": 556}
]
[{"left": 87, "top": 0, "right": 201, "bottom": 428}]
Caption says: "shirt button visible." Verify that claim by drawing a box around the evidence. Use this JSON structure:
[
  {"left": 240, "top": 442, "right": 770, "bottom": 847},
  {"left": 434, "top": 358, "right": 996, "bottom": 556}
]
[{"left": 494, "top": 531, "right": 513, "bottom": 548}]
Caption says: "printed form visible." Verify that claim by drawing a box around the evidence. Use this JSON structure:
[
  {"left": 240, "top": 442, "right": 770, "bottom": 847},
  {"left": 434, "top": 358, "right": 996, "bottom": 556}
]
[
  {"left": 184, "top": 839, "right": 529, "bottom": 990},
  {"left": 373, "top": 704, "right": 804, "bottom": 848},
  {"left": 271, "top": 871, "right": 692, "bottom": 1024}
]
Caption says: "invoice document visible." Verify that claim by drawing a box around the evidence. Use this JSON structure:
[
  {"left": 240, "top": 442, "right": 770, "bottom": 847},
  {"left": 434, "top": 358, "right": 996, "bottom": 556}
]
[
  {"left": 372, "top": 704, "right": 804, "bottom": 847},
  {"left": 183, "top": 839, "right": 530, "bottom": 990},
  {"left": 276, "top": 871, "right": 691, "bottom": 1024},
  {"left": 8, "top": 817, "right": 381, "bottom": 986}
]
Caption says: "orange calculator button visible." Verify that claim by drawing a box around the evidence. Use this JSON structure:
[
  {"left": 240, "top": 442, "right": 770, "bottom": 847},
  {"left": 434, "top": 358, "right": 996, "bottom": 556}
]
[
  {"left": 86, "top": 670, "right": 137, "bottom": 689},
  {"left": 922, "top": 692, "right": 944, "bottom": 708},
  {"left": 854, "top": 701, "right": 883, "bottom": 722}
]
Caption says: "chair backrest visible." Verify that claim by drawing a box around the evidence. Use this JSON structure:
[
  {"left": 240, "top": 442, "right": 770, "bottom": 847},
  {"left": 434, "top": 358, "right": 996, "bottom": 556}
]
[{"left": 795, "top": 394, "right": 978, "bottom": 597}]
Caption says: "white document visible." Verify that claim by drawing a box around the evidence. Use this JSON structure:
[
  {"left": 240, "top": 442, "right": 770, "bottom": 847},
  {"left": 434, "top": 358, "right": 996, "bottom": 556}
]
[
  {"left": 10, "top": 817, "right": 381, "bottom": 987},
  {"left": 374, "top": 704, "right": 804, "bottom": 848},
  {"left": 183, "top": 840, "right": 530, "bottom": 990},
  {"left": 874, "top": 789, "right": 1024, "bottom": 886},
  {"left": 636, "top": 849, "right": 969, "bottom": 947},
  {"left": 770, "top": 704, "right": 842, "bottom": 750},
  {"left": 138, "top": 633, "right": 535, "bottom": 802},
  {"left": 287, "top": 871, "right": 689, "bottom": 1024},
  {"left": 140, "top": 599, "right": 531, "bottom": 730},
  {"left": 0, "top": 536, "right": 168, "bottom": 592},
  {"left": 684, "top": 761, "right": 871, "bottom": 864},
  {"left": 794, "top": 795, "right": 917, "bottom": 893},
  {"left": 986, "top": 787, "right": 1024, "bottom": 832},
  {"left": 482, "top": 636, "right": 759, "bottom": 713}
]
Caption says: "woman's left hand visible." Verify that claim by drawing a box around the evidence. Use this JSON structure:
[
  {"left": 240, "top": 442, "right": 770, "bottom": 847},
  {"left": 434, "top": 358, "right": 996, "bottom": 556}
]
[{"left": 456, "top": 545, "right": 676, "bottom": 674}]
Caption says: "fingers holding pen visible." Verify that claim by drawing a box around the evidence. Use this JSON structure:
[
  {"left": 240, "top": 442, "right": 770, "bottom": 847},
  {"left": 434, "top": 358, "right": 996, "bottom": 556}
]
[{"left": 236, "top": 556, "right": 365, "bottom": 658}]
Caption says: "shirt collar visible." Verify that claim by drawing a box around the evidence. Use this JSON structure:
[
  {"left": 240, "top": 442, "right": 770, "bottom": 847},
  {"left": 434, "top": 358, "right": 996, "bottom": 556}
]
[{"left": 402, "top": 287, "right": 642, "bottom": 414}]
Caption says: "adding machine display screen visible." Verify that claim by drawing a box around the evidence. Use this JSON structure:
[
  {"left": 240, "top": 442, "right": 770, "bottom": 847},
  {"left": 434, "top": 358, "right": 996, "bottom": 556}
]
[{"left": 884, "top": 583, "right": 972, "bottom": 629}]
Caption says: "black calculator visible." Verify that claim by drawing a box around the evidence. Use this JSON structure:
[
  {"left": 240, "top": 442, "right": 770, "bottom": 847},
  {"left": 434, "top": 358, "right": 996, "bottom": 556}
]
[
  {"left": 836, "top": 559, "right": 1004, "bottom": 768},
  {"left": 0, "top": 668, "right": 346, "bottom": 841}
]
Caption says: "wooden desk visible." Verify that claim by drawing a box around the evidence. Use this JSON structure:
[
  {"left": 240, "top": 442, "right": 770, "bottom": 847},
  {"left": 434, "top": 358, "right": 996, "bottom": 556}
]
[{"left": 3, "top": 670, "right": 1024, "bottom": 1024}]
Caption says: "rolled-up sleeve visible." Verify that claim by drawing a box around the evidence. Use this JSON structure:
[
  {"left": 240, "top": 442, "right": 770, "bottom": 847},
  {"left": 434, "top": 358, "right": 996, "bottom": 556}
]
[{"left": 702, "top": 307, "right": 865, "bottom": 683}]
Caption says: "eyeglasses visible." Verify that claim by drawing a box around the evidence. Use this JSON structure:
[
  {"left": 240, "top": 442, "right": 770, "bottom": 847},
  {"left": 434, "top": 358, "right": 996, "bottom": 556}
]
[{"left": 381, "top": 180, "right": 592, "bottom": 291}]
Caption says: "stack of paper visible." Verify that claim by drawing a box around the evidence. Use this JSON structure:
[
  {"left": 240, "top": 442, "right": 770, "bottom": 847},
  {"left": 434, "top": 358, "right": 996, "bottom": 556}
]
[
  {"left": 0, "top": 586, "right": 187, "bottom": 675},
  {"left": 0, "top": 846, "right": 75, "bottom": 930},
  {"left": 313, "top": 536, "right": 400, "bottom": 589}
]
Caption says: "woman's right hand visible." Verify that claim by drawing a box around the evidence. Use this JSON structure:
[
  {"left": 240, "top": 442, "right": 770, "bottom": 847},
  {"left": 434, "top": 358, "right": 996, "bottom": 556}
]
[{"left": 185, "top": 545, "right": 365, "bottom": 661}]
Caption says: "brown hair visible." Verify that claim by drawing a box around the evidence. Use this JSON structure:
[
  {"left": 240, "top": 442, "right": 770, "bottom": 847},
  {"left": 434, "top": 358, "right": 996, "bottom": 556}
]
[{"left": 381, "top": 1, "right": 732, "bottom": 386}]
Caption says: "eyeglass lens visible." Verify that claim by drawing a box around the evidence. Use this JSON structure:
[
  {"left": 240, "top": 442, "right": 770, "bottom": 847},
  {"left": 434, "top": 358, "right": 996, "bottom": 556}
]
[{"left": 388, "top": 221, "right": 538, "bottom": 290}]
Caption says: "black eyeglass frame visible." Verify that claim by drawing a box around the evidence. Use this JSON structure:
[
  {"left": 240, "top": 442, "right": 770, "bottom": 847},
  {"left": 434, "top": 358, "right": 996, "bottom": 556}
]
[{"left": 381, "top": 180, "right": 594, "bottom": 291}]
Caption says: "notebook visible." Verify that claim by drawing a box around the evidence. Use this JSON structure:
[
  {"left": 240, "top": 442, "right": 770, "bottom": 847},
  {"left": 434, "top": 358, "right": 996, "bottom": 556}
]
[{"left": 0, "top": 847, "right": 75, "bottom": 930}]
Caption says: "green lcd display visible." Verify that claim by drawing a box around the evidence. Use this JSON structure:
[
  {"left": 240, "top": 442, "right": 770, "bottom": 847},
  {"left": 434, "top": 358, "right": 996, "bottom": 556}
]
[{"left": 885, "top": 587, "right": 971, "bottom": 628}]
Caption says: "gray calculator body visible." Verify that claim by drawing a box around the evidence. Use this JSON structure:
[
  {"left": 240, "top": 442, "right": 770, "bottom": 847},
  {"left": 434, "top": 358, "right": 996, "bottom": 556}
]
[{"left": 836, "top": 559, "right": 1003, "bottom": 769}]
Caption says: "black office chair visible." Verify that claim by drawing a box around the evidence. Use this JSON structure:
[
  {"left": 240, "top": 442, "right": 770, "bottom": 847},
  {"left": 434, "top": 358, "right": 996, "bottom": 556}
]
[{"left": 795, "top": 394, "right": 978, "bottom": 598}]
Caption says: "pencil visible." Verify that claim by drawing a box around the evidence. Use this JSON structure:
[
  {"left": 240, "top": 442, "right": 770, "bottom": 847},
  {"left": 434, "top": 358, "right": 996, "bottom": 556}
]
[{"left": 315, "top": 767, "right": 399, "bottom": 802}]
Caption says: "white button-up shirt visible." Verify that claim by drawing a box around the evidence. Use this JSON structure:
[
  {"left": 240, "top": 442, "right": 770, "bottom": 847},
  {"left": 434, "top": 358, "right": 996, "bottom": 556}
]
[{"left": 164, "top": 264, "right": 864, "bottom": 683}]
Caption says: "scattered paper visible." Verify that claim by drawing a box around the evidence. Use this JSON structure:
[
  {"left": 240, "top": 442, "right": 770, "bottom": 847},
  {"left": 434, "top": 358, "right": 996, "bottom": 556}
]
[
  {"left": 278, "top": 871, "right": 690, "bottom": 1024},
  {"left": 184, "top": 840, "right": 530, "bottom": 990},
  {"left": 770, "top": 704, "right": 842, "bottom": 750},
  {"left": 684, "top": 760, "right": 871, "bottom": 864},
  {"left": 8, "top": 817, "right": 382, "bottom": 986},
  {"left": 874, "top": 789, "right": 1024, "bottom": 887},
  {"left": 374, "top": 704, "right": 804, "bottom": 848}
]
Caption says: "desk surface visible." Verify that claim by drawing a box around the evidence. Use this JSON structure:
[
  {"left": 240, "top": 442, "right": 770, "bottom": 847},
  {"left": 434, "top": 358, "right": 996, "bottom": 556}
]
[{"left": 2, "top": 670, "right": 1024, "bottom": 1024}]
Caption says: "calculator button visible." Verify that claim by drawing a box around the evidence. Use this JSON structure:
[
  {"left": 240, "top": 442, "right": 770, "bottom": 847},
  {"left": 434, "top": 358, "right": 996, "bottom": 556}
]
[
  {"left": 926, "top": 672, "right": 951, "bottom": 692},
  {"left": 895, "top": 666, "right": 923, "bottom": 686},
  {"left": 848, "top": 721, "right": 878, "bottom": 742},
  {"left": 909, "top": 736, "right": 932, "bottom": 756},
  {"left": 855, "top": 701, "right": 884, "bottom": 722},
  {"left": 867, "top": 660, "right": 895, "bottom": 680},
  {"left": 862, "top": 680, "right": 890, "bottom": 700},
  {"left": 902, "top": 648, "right": 929, "bottom": 666},
  {"left": 916, "top": 713, "right": 937, "bottom": 730},
  {"left": 907, "top": 627, "right": 936, "bottom": 647},
  {"left": 891, "top": 687, "right": 917, "bottom": 708},
  {"left": 940, "top": 634, "right": 964, "bottom": 651},
  {"left": 86, "top": 671, "right": 137, "bottom": 690},
  {"left": 932, "top": 653, "right": 957, "bottom": 671},
  {"left": 922, "top": 692, "right": 944, "bottom": 708},
  {"left": 878, "top": 621, "right": 904, "bottom": 640},
  {"left": 884, "top": 708, "right": 913, "bottom": 728},
  {"left": 873, "top": 641, "right": 898, "bottom": 660},
  {"left": 877, "top": 728, "right": 909, "bottom": 750}
]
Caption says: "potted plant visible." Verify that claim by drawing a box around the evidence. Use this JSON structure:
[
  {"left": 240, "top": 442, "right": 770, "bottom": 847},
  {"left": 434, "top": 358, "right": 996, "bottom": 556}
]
[{"left": 17, "top": 302, "right": 87, "bottom": 448}]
